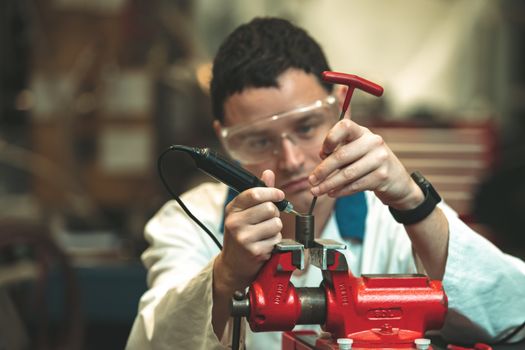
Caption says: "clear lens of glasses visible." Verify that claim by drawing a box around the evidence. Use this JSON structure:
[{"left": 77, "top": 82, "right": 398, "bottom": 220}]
[{"left": 220, "top": 96, "right": 338, "bottom": 164}]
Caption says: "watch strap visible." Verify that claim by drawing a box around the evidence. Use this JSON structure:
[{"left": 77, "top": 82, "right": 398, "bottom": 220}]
[{"left": 389, "top": 171, "right": 441, "bottom": 225}]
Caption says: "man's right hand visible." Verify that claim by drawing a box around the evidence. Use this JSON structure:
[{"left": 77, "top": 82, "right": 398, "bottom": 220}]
[
  {"left": 215, "top": 169, "right": 284, "bottom": 292},
  {"left": 212, "top": 170, "right": 284, "bottom": 337}
]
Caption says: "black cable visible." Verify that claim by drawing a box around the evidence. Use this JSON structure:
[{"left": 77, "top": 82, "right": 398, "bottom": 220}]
[
  {"left": 158, "top": 145, "right": 246, "bottom": 350},
  {"left": 495, "top": 320, "right": 525, "bottom": 344},
  {"left": 157, "top": 145, "right": 223, "bottom": 251},
  {"left": 231, "top": 290, "right": 247, "bottom": 350},
  {"left": 232, "top": 315, "right": 242, "bottom": 350}
]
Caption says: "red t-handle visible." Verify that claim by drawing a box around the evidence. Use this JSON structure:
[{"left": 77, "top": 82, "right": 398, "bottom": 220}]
[{"left": 322, "top": 71, "right": 384, "bottom": 118}]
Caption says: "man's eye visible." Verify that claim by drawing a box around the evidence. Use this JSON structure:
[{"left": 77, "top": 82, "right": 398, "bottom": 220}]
[
  {"left": 246, "top": 137, "right": 272, "bottom": 151},
  {"left": 295, "top": 115, "right": 324, "bottom": 137},
  {"left": 297, "top": 124, "right": 315, "bottom": 134},
  {"left": 296, "top": 121, "right": 323, "bottom": 137}
]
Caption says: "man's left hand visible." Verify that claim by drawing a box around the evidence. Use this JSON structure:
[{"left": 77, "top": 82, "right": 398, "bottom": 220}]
[{"left": 309, "top": 119, "right": 423, "bottom": 210}]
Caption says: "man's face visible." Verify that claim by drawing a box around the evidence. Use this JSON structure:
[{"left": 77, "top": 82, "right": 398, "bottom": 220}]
[{"left": 218, "top": 69, "right": 334, "bottom": 213}]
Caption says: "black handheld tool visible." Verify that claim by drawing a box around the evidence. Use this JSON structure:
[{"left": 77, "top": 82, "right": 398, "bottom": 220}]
[{"left": 175, "top": 145, "right": 298, "bottom": 215}]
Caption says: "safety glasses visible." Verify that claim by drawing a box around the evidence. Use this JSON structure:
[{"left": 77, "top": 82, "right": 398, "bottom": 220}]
[{"left": 220, "top": 96, "right": 338, "bottom": 164}]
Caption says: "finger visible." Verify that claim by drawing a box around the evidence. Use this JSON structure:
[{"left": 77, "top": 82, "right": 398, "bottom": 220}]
[
  {"left": 328, "top": 168, "right": 386, "bottom": 197},
  {"left": 238, "top": 218, "right": 283, "bottom": 245},
  {"left": 312, "top": 157, "right": 375, "bottom": 196},
  {"left": 320, "top": 119, "right": 366, "bottom": 158},
  {"left": 310, "top": 132, "right": 380, "bottom": 186},
  {"left": 228, "top": 187, "right": 284, "bottom": 212},
  {"left": 261, "top": 169, "right": 275, "bottom": 187},
  {"left": 227, "top": 201, "right": 281, "bottom": 228},
  {"left": 311, "top": 147, "right": 388, "bottom": 196},
  {"left": 245, "top": 232, "right": 283, "bottom": 261}
]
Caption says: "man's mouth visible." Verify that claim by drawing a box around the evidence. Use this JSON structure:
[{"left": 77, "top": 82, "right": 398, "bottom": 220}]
[{"left": 279, "top": 176, "right": 311, "bottom": 194}]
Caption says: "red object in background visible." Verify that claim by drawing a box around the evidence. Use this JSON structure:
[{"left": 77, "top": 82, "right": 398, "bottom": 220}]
[{"left": 245, "top": 247, "right": 447, "bottom": 349}]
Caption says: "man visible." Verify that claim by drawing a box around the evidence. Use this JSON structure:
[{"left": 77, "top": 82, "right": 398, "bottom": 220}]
[{"left": 127, "top": 17, "right": 525, "bottom": 349}]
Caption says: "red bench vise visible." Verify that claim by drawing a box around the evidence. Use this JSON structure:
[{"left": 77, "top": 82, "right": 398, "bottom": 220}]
[{"left": 231, "top": 217, "right": 448, "bottom": 349}]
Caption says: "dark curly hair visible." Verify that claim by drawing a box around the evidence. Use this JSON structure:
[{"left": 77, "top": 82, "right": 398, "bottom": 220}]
[{"left": 210, "top": 17, "right": 332, "bottom": 122}]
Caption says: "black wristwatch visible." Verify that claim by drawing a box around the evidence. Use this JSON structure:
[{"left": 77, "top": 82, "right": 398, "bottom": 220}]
[{"left": 389, "top": 171, "right": 441, "bottom": 225}]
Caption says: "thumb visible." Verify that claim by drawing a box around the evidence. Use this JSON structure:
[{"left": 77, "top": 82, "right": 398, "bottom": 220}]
[{"left": 261, "top": 169, "right": 275, "bottom": 187}]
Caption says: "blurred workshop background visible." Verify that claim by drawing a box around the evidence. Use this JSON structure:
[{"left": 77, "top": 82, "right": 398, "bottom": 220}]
[{"left": 1, "top": 0, "right": 524, "bottom": 349}]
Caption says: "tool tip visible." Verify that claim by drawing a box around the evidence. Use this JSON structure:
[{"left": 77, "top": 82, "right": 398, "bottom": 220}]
[{"left": 308, "top": 196, "right": 318, "bottom": 215}]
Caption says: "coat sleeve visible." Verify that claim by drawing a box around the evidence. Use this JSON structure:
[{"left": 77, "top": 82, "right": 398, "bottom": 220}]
[
  {"left": 126, "top": 184, "right": 236, "bottom": 349},
  {"left": 126, "top": 260, "right": 229, "bottom": 350},
  {"left": 440, "top": 205, "right": 525, "bottom": 343}
]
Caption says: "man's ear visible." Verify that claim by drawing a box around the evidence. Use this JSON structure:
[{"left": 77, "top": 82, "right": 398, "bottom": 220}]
[{"left": 334, "top": 85, "right": 352, "bottom": 119}]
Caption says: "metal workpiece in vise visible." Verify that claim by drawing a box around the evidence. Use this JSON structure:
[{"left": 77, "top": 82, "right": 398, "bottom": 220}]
[{"left": 230, "top": 72, "right": 447, "bottom": 349}]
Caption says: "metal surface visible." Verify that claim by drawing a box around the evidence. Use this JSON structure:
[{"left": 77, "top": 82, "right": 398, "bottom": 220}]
[
  {"left": 295, "top": 215, "right": 315, "bottom": 248},
  {"left": 297, "top": 287, "right": 326, "bottom": 325},
  {"left": 310, "top": 239, "right": 346, "bottom": 270},
  {"left": 275, "top": 239, "right": 305, "bottom": 270},
  {"left": 231, "top": 291, "right": 244, "bottom": 350},
  {"left": 230, "top": 293, "right": 250, "bottom": 317}
]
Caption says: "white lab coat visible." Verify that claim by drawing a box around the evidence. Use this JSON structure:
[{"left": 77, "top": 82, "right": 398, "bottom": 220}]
[{"left": 126, "top": 182, "right": 525, "bottom": 350}]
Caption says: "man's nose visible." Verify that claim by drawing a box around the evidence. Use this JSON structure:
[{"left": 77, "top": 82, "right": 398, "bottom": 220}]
[{"left": 278, "top": 136, "right": 305, "bottom": 173}]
